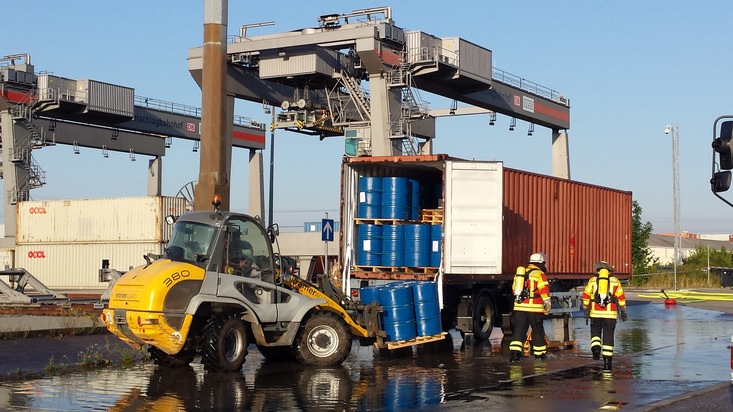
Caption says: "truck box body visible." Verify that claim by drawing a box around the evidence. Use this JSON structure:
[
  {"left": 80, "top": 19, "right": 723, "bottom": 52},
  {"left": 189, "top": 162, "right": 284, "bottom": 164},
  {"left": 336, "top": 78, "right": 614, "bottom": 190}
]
[{"left": 341, "top": 154, "right": 632, "bottom": 285}]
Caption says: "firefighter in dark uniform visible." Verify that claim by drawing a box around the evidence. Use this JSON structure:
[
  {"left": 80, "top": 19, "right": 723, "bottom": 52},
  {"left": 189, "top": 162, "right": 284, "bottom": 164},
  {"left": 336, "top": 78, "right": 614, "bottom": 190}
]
[
  {"left": 582, "top": 261, "right": 627, "bottom": 371},
  {"left": 509, "top": 252, "right": 552, "bottom": 362}
]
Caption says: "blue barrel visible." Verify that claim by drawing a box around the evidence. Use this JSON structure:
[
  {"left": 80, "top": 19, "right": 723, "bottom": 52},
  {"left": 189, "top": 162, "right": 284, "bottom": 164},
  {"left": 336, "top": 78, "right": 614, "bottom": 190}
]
[
  {"left": 410, "top": 282, "right": 442, "bottom": 337},
  {"left": 409, "top": 179, "right": 421, "bottom": 221},
  {"left": 381, "top": 224, "right": 405, "bottom": 267},
  {"left": 404, "top": 224, "right": 431, "bottom": 267},
  {"left": 379, "top": 284, "right": 417, "bottom": 341},
  {"left": 358, "top": 176, "right": 382, "bottom": 218},
  {"left": 430, "top": 224, "right": 442, "bottom": 267},
  {"left": 360, "top": 285, "right": 380, "bottom": 305},
  {"left": 357, "top": 224, "right": 383, "bottom": 266},
  {"left": 382, "top": 177, "right": 410, "bottom": 220}
]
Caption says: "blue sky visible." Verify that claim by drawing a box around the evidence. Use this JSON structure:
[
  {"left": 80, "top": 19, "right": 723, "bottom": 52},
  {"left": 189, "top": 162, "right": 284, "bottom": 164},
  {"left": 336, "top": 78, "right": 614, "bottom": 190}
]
[{"left": 3, "top": 1, "right": 733, "bottom": 234}]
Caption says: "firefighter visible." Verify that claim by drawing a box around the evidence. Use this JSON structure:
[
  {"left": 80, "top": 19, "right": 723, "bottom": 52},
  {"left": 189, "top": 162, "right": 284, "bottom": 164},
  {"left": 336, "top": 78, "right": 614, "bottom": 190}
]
[
  {"left": 509, "top": 252, "right": 552, "bottom": 362},
  {"left": 582, "top": 261, "right": 627, "bottom": 371}
]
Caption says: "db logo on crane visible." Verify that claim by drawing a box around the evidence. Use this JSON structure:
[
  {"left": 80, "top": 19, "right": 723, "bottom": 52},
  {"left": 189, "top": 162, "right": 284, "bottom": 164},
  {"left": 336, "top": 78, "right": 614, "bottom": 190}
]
[
  {"left": 28, "top": 207, "right": 47, "bottom": 214},
  {"left": 27, "top": 251, "right": 46, "bottom": 258}
]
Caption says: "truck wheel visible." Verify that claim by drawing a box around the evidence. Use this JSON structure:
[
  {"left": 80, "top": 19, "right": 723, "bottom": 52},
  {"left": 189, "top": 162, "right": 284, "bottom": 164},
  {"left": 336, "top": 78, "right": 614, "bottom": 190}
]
[
  {"left": 257, "top": 345, "right": 295, "bottom": 362},
  {"left": 473, "top": 292, "right": 495, "bottom": 342},
  {"left": 295, "top": 312, "right": 352, "bottom": 366},
  {"left": 148, "top": 346, "right": 195, "bottom": 368},
  {"left": 201, "top": 315, "right": 248, "bottom": 372}
]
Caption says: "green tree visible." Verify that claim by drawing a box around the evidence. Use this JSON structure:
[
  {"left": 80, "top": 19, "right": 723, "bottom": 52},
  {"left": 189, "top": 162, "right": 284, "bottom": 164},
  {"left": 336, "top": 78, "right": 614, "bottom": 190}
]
[
  {"left": 632, "top": 200, "right": 658, "bottom": 274},
  {"left": 683, "top": 245, "right": 731, "bottom": 268}
]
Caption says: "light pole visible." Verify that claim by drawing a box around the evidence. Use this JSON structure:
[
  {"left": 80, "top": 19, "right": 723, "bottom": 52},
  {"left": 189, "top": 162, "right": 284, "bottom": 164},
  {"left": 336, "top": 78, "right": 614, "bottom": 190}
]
[
  {"left": 267, "top": 105, "right": 275, "bottom": 228},
  {"left": 665, "top": 124, "right": 680, "bottom": 290}
]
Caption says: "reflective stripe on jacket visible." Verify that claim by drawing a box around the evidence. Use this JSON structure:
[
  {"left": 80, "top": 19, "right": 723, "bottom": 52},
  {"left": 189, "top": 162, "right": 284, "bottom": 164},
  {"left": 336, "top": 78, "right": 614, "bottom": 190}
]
[
  {"left": 513, "top": 264, "right": 550, "bottom": 313},
  {"left": 582, "top": 276, "right": 626, "bottom": 319}
]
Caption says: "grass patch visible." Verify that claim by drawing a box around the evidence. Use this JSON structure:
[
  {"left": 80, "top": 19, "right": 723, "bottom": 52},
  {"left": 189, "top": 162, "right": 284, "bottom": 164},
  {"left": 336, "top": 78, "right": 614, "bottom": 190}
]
[{"left": 631, "top": 270, "right": 725, "bottom": 289}]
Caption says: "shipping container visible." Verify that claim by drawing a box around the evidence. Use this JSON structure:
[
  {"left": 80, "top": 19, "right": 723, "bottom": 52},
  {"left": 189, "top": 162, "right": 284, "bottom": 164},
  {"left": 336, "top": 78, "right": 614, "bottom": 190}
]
[
  {"left": 341, "top": 154, "right": 632, "bottom": 341},
  {"left": 259, "top": 46, "right": 341, "bottom": 80},
  {"left": 77, "top": 79, "right": 135, "bottom": 118},
  {"left": 0, "top": 248, "right": 14, "bottom": 270},
  {"left": 441, "top": 37, "right": 492, "bottom": 84},
  {"left": 17, "top": 196, "right": 187, "bottom": 244},
  {"left": 14, "top": 242, "right": 164, "bottom": 289},
  {"left": 405, "top": 31, "right": 442, "bottom": 64}
]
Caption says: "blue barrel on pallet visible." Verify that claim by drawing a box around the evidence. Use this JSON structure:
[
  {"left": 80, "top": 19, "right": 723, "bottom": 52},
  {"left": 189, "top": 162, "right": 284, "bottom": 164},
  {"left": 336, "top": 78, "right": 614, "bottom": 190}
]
[
  {"left": 379, "top": 284, "right": 417, "bottom": 342},
  {"left": 409, "top": 179, "right": 421, "bottom": 221},
  {"left": 359, "top": 285, "right": 380, "bottom": 305},
  {"left": 404, "top": 224, "right": 431, "bottom": 267},
  {"left": 358, "top": 176, "right": 383, "bottom": 218},
  {"left": 410, "top": 282, "right": 442, "bottom": 337},
  {"left": 381, "top": 224, "right": 405, "bottom": 267},
  {"left": 382, "top": 177, "right": 410, "bottom": 220},
  {"left": 357, "top": 224, "right": 383, "bottom": 266},
  {"left": 430, "top": 224, "right": 442, "bottom": 267}
]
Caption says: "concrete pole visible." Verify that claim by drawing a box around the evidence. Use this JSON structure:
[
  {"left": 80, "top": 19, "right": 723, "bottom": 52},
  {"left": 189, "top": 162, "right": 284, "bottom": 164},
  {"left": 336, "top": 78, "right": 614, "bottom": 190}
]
[
  {"left": 147, "top": 156, "right": 162, "bottom": 196},
  {"left": 194, "top": 0, "right": 230, "bottom": 211},
  {"left": 551, "top": 129, "right": 571, "bottom": 180}
]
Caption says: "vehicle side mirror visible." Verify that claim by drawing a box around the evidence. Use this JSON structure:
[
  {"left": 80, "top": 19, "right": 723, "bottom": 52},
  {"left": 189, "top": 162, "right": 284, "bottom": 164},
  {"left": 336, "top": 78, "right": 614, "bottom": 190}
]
[{"left": 268, "top": 223, "right": 280, "bottom": 243}]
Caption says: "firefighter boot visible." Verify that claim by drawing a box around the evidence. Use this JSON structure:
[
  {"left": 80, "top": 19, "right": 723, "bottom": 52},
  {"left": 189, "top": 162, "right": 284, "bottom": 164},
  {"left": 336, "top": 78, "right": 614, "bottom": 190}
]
[
  {"left": 603, "top": 356, "right": 613, "bottom": 371},
  {"left": 592, "top": 347, "right": 601, "bottom": 361},
  {"left": 509, "top": 351, "right": 521, "bottom": 363}
]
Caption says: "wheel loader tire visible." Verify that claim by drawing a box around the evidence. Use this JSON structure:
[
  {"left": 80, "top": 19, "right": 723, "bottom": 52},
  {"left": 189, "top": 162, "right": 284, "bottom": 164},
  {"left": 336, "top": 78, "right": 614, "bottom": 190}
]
[
  {"left": 148, "top": 346, "right": 195, "bottom": 368},
  {"left": 257, "top": 344, "right": 295, "bottom": 362},
  {"left": 294, "top": 311, "right": 352, "bottom": 366},
  {"left": 473, "top": 292, "right": 495, "bottom": 342},
  {"left": 201, "top": 315, "right": 248, "bottom": 372}
]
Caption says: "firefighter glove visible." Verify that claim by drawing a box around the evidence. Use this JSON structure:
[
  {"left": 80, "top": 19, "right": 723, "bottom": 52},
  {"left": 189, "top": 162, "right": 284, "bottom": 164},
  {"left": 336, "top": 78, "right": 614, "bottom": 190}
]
[
  {"left": 620, "top": 308, "right": 627, "bottom": 322},
  {"left": 583, "top": 305, "right": 590, "bottom": 317},
  {"left": 543, "top": 299, "right": 552, "bottom": 315}
]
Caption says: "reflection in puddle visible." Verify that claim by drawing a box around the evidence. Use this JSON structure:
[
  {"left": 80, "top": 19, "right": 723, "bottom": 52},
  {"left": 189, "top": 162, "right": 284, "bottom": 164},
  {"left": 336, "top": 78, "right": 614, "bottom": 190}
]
[{"left": 0, "top": 303, "right": 730, "bottom": 410}]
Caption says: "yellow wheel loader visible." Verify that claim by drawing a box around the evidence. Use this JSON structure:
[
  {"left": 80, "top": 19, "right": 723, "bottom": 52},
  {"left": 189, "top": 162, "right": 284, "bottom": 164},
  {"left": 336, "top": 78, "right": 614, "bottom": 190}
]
[{"left": 100, "top": 197, "right": 374, "bottom": 372}]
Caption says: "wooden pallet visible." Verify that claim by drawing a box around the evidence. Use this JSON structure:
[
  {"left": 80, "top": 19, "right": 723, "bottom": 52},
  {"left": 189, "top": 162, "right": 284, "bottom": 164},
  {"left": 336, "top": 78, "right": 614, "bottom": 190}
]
[
  {"left": 419, "top": 209, "right": 443, "bottom": 224},
  {"left": 402, "top": 266, "right": 439, "bottom": 275},
  {"left": 353, "top": 265, "right": 403, "bottom": 273},
  {"left": 353, "top": 266, "right": 438, "bottom": 275},
  {"left": 523, "top": 332, "right": 577, "bottom": 355},
  {"left": 354, "top": 218, "right": 411, "bottom": 225},
  {"left": 382, "top": 332, "right": 449, "bottom": 350}
]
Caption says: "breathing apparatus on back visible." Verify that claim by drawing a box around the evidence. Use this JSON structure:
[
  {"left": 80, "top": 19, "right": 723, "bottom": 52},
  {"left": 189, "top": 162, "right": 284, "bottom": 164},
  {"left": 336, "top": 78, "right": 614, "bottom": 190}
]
[
  {"left": 594, "top": 268, "right": 612, "bottom": 307},
  {"left": 512, "top": 266, "right": 530, "bottom": 303}
]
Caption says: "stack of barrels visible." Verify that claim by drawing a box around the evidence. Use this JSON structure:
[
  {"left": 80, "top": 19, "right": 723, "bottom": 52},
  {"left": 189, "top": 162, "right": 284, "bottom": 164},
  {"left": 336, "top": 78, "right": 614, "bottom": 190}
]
[
  {"left": 359, "top": 281, "right": 442, "bottom": 342},
  {"left": 356, "top": 176, "right": 442, "bottom": 268}
]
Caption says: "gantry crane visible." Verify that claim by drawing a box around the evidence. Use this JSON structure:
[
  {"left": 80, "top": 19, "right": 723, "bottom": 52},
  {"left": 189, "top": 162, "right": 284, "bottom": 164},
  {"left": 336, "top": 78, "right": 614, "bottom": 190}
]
[{"left": 187, "top": 6, "right": 571, "bottom": 177}]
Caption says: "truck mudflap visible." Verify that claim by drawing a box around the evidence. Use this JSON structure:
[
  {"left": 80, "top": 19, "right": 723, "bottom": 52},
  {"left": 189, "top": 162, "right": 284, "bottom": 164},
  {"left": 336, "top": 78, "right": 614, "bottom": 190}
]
[{"left": 100, "top": 308, "right": 194, "bottom": 355}]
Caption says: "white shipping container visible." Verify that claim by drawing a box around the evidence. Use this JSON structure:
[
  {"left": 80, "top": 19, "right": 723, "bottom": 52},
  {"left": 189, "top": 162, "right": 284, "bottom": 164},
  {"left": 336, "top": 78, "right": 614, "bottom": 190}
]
[
  {"left": 0, "top": 248, "right": 14, "bottom": 270},
  {"left": 14, "top": 242, "right": 165, "bottom": 289},
  {"left": 17, "top": 196, "right": 187, "bottom": 244}
]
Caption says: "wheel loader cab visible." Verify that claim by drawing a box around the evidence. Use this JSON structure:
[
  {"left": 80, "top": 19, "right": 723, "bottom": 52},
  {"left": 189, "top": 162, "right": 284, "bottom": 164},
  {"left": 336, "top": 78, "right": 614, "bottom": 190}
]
[
  {"left": 220, "top": 219, "right": 273, "bottom": 279},
  {"left": 212, "top": 216, "right": 277, "bottom": 305},
  {"left": 165, "top": 221, "right": 217, "bottom": 266}
]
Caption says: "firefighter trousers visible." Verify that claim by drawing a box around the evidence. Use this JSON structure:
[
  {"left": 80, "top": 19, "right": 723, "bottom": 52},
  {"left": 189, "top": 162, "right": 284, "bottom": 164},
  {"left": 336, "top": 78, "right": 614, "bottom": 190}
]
[
  {"left": 590, "top": 317, "right": 617, "bottom": 358},
  {"left": 509, "top": 311, "right": 547, "bottom": 356}
]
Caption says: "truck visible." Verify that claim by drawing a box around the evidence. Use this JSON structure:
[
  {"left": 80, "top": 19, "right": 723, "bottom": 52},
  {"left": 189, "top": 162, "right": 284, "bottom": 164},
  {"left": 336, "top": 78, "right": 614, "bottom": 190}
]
[{"left": 339, "top": 154, "right": 632, "bottom": 342}]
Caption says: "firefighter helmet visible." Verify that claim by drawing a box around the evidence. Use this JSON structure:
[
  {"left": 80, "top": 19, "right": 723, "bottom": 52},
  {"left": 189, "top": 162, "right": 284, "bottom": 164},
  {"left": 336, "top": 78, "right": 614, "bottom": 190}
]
[{"left": 529, "top": 252, "right": 547, "bottom": 264}]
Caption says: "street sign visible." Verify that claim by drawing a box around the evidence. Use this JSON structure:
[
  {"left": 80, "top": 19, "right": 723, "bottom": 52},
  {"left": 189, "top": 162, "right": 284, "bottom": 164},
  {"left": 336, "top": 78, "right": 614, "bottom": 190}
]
[{"left": 322, "top": 218, "right": 334, "bottom": 242}]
